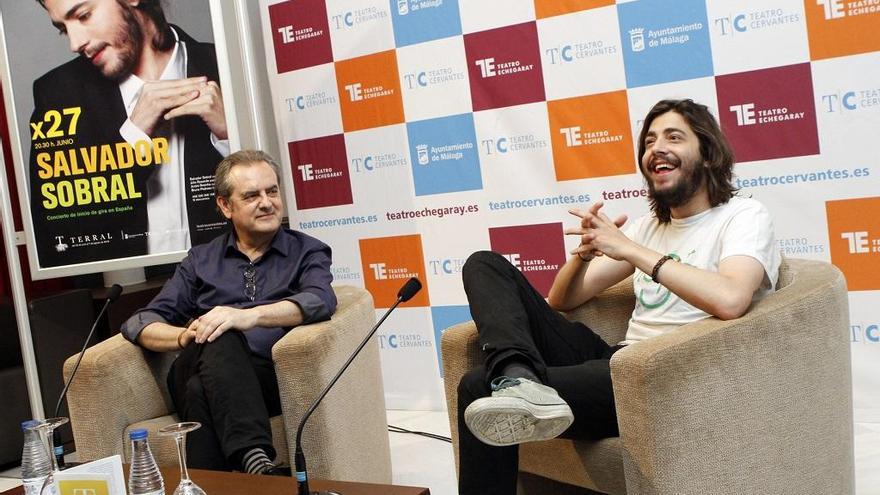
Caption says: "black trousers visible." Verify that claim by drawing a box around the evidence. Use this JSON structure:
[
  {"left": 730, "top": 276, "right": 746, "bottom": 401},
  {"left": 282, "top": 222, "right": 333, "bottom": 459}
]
[
  {"left": 167, "top": 331, "right": 282, "bottom": 471},
  {"left": 458, "top": 251, "right": 622, "bottom": 495}
]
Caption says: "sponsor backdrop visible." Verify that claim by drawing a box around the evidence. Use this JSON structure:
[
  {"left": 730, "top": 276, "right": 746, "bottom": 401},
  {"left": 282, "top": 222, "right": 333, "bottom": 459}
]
[{"left": 258, "top": 0, "right": 880, "bottom": 423}]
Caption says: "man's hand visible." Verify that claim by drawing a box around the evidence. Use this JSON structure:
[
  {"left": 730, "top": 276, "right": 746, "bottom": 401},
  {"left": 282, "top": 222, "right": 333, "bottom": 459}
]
[
  {"left": 164, "top": 80, "right": 227, "bottom": 139},
  {"left": 565, "top": 201, "right": 629, "bottom": 261},
  {"left": 189, "top": 306, "right": 258, "bottom": 344},
  {"left": 129, "top": 76, "right": 206, "bottom": 136}
]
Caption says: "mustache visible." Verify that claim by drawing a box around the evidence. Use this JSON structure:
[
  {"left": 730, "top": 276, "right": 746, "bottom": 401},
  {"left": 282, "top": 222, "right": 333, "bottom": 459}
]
[
  {"left": 82, "top": 42, "right": 109, "bottom": 59},
  {"left": 651, "top": 151, "right": 681, "bottom": 168}
]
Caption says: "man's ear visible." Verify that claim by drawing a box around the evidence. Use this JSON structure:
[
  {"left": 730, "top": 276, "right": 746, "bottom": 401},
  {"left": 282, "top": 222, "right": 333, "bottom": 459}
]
[{"left": 216, "top": 196, "right": 233, "bottom": 219}]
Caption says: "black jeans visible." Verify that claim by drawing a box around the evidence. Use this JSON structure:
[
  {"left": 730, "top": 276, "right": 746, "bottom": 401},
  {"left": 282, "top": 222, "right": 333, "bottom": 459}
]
[
  {"left": 458, "top": 251, "right": 622, "bottom": 495},
  {"left": 167, "top": 331, "right": 281, "bottom": 471}
]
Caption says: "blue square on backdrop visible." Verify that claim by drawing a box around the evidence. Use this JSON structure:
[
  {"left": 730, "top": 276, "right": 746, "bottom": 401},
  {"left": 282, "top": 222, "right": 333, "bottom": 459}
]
[
  {"left": 390, "top": 0, "right": 462, "bottom": 47},
  {"left": 617, "top": 0, "right": 713, "bottom": 88},
  {"left": 407, "top": 113, "right": 482, "bottom": 195},
  {"left": 431, "top": 305, "right": 473, "bottom": 374}
]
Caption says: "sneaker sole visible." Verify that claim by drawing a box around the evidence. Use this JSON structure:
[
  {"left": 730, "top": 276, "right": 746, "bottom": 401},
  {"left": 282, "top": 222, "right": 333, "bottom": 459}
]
[{"left": 464, "top": 396, "right": 573, "bottom": 447}]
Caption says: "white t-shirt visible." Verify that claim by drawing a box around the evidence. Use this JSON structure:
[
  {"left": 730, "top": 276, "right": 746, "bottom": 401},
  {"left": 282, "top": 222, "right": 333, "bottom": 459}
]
[{"left": 622, "top": 196, "right": 781, "bottom": 344}]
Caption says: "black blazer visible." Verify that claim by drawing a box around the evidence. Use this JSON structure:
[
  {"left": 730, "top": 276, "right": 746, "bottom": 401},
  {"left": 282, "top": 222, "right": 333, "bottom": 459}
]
[{"left": 28, "top": 27, "right": 225, "bottom": 268}]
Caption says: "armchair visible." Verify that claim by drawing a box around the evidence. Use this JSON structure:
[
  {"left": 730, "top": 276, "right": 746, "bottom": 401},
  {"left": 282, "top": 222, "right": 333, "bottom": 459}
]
[
  {"left": 441, "top": 258, "right": 854, "bottom": 494},
  {"left": 62, "top": 285, "right": 392, "bottom": 484}
]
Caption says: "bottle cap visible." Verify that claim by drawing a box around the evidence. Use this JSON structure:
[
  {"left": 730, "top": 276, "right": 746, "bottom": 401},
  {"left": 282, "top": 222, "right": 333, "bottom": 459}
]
[
  {"left": 129, "top": 429, "right": 148, "bottom": 440},
  {"left": 21, "top": 420, "right": 40, "bottom": 431}
]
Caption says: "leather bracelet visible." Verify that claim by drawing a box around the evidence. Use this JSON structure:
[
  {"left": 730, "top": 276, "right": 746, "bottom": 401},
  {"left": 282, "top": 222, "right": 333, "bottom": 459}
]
[
  {"left": 176, "top": 329, "right": 187, "bottom": 350},
  {"left": 651, "top": 254, "right": 674, "bottom": 283}
]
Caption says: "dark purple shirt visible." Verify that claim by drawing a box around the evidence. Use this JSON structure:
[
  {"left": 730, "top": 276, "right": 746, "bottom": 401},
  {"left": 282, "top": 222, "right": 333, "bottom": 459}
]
[{"left": 121, "top": 228, "right": 336, "bottom": 357}]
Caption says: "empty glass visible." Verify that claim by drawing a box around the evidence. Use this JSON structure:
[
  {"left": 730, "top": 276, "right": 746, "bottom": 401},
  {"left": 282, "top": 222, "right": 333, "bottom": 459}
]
[{"left": 158, "top": 422, "right": 206, "bottom": 495}]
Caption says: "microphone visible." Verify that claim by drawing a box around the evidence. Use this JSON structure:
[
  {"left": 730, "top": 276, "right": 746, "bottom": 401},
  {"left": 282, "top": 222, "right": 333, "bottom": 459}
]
[
  {"left": 294, "top": 277, "right": 422, "bottom": 495},
  {"left": 51, "top": 284, "right": 123, "bottom": 468}
]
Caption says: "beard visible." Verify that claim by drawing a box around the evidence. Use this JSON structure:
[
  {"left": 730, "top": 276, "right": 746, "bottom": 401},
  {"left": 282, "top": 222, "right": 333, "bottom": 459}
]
[
  {"left": 646, "top": 154, "right": 706, "bottom": 209},
  {"left": 94, "top": 3, "right": 144, "bottom": 80}
]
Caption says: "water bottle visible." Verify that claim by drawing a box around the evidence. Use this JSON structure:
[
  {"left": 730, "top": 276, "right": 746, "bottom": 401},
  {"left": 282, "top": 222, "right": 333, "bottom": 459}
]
[
  {"left": 20, "top": 420, "right": 53, "bottom": 495},
  {"left": 128, "top": 429, "right": 165, "bottom": 495}
]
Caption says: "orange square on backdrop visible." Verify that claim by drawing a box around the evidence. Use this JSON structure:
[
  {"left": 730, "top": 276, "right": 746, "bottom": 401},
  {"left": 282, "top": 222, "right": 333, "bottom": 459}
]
[
  {"left": 826, "top": 197, "right": 880, "bottom": 291},
  {"left": 804, "top": 1, "right": 880, "bottom": 60},
  {"left": 335, "top": 50, "right": 405, "bottom": 132},
  {"left": 534, "top": 0, "right": 615, "bottom": 19},
  {"left": 359, "top": 234, "right": 431, "bottom": 308},
  {"left": 548, "top": 90, "right": 636, "bottom": 181}
]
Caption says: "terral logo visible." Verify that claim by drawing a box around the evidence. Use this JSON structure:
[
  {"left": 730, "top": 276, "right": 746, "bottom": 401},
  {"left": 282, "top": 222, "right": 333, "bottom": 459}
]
[
  {"left": 826, "top": 196, "right": 880, "bottom": 291},
  {"left": 489, "top": 223, "right": 566, "bottom": 297},
  {"left": 54, "top": 232, "right": 113, "bottom": 252}
]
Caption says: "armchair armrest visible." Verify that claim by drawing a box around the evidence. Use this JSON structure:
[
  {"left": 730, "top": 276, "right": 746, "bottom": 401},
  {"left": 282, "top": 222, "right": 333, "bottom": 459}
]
[
  {"left": 611, "top": 259, "right": 853, "bottom": 494},
  {"left": 63, "top": 334, "right": 176, "bottom": 461},
  {"left": 272, "top": 285, "right": 391, "bottom": 484}
]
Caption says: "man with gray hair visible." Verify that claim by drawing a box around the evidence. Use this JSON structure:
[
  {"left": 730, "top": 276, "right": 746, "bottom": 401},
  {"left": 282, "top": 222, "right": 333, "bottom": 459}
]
[{"left": 121, "top": 150, "right": 337, "bottom": 474}]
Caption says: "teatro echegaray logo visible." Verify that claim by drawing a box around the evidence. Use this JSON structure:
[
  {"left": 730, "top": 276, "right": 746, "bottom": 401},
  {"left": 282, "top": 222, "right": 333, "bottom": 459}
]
[
  {"left": 335, "top": 50, "right": 405, "bottom": 132},
  {"left": 359, "top": 234, "right": 431, "bottom": 308},
  {"left": 548, "top": 90, "right": 635, "bottom": 181},
  {"left": 288, "top": 134, "right": 353, "bottom": 210},
  {"left": 826, "top": 197, "right": 880, "bottom": 291},
  {"left": 489, "top": 223, "right": 566, "bottom": 297},
  {"left": 464, "top": 21, "right": 545, "bottom": 111},
  {"left": 805, "top": 0, "right": 880, "bottom": 60},
  {"left": 268, "top": 0, "right": 333, "bottom": 73},
  {"left": 716, "top": 63, "right": 820, "bottom": 163}
]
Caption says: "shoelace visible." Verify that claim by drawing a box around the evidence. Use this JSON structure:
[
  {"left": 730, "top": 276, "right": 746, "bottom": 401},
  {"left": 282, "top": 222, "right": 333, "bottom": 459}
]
[{"left": 490, "top": 376, "right": 521, "bottom": 392}]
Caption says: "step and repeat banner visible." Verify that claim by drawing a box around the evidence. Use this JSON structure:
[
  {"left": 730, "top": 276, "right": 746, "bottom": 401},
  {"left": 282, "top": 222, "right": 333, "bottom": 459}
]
[{"left": 259, "top": 0, "right": 879, "bottom": 413}]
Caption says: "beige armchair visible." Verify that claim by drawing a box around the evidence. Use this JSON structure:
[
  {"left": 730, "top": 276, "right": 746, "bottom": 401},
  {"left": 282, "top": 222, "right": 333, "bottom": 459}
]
[
  {"left": 442, "top": 258, "right": 854, "bottom": 494},
  {"left": 63, "top": 285, "right": 392, "bottom": 485}
]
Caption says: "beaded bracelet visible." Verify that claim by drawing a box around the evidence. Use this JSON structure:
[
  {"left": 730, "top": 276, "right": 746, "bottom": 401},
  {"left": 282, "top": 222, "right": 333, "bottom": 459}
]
[{"left": 651, "top": 255, "right": 674, "bottom": 283}]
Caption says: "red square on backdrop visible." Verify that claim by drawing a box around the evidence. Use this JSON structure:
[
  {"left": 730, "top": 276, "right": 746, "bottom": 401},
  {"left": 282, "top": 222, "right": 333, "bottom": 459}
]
[
  {"left": 288, "top": 134, "right": 353, "bottom": 210},
  {"left": 489, "top": 223, "right": 566, "bottom": 297},
  {"left": 715, "top": 63, "right": 820, "bottom": 163},
  {"left": 269, "top": 0, "right": 333, "bottom": 74},
  {"left": 464, "top": 22, "right": 546, "bottom": 111}
]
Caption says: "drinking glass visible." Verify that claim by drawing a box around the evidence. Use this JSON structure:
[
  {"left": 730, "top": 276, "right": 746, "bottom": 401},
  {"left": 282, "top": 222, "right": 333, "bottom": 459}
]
[
  {"left": 33, "top": 417, "right": 69, "bottom": 495},
  {"left": 158, "top": 422, "right": 206, "bottom": 495}
]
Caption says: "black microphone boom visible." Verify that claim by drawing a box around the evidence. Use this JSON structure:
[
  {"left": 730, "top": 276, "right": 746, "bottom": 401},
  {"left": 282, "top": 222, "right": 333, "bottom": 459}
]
[
  {"left": 294, "top": 277, "right": 421, "bottom": 495},
  {"left": 52, "top": 284, "right": 123, "bottom": 468}
]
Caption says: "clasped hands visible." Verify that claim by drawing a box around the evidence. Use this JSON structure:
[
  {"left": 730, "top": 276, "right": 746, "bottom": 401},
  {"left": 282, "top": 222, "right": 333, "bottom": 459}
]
[
  {"left": 565, "top": 201, "right": 630, "bottom": 262},
  {"left": 178, "top": 306, "right": 258, "bottom": 347},
  {"left": 130, "top": 76, "right": 227, "bottom": 139}
]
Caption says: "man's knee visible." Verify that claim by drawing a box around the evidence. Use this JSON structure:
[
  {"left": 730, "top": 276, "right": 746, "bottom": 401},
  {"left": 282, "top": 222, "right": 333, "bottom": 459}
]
[
  {"left": 200, "top": 331, "right": 250, "bottom": 360},
  {"left": 463, "top": 250, "right": 509, "bottom": 282}
]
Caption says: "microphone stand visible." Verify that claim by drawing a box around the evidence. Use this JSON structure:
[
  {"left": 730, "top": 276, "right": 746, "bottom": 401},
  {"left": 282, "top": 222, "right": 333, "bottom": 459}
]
[
  {"left": 295, "top": 279, "right": 420, "bottom": 495},
  {"left": 51, "top": 284, "right": 122, "bottom": 469}
]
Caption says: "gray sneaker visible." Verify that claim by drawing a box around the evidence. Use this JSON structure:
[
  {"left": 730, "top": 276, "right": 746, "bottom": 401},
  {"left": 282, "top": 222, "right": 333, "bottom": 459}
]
[{"left": 464, "top": 376, "right": 574, "bottom": 447}]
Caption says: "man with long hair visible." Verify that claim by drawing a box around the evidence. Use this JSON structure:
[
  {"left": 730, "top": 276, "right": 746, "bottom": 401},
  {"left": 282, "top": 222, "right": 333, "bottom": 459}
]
[
  {"left": 30, "top": 0, "right": 228, "bottom": 266},
  {"left": 456, "top": 99, "right": 780, "bottom": 494}
]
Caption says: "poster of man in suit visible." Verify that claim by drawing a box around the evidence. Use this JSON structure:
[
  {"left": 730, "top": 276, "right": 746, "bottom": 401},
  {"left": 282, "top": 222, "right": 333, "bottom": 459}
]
[{"left": 0, "top": 0, "right": 231, "bottom": 274}]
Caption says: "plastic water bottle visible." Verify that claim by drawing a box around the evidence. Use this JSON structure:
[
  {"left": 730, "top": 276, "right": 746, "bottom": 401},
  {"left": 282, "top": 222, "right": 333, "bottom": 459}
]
[
  {"left": 20, "top": 420, "right": 53, "bottom": 495},
  {"left": 128, "top": 429, "right": 165, "bottom": 495}
]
